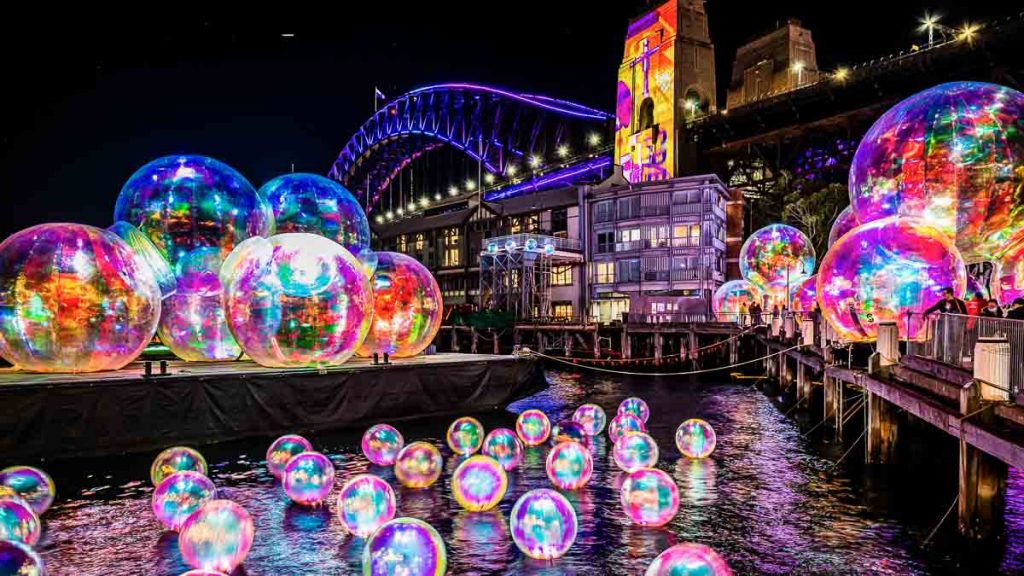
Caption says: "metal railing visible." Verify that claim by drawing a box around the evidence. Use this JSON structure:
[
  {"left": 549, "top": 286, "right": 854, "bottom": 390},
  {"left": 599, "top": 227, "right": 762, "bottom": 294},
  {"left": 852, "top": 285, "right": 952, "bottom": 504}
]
[
  {"left": 482, "top": 233, "right": 581, "bottom": 253},
  {"left": 614, "top": 240, "right": 648, "bottom": 252}
]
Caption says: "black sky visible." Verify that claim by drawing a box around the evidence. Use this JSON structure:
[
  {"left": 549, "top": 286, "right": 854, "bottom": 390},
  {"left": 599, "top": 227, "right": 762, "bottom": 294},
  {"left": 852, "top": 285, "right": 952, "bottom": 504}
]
[{"left": 0, "top": 1, "right": 1010, "bottom": 238}]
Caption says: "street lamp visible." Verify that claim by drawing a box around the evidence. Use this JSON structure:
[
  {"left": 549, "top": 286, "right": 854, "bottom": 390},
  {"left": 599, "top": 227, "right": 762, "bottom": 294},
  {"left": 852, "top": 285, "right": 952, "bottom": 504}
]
[
  {"left": 587, "top": 133, "right": 601, "bottom": 147},
  {"left": 448, "top": 185, "right": 459, "bottom": 197},
  {"left": 506, "top": 163, "right": 518, "bottom": 177},
  {"left": 918, "top": 12, "right": 943, "bottom": 46},
  {"left": 833, "top": 67, "right": 850, "bottom": 82},
  {"left": 958, "top": 22, "right": 981, "bottom": 43},
  {"left": 556, "top": 144, "right": 570, "bottom": 158}
]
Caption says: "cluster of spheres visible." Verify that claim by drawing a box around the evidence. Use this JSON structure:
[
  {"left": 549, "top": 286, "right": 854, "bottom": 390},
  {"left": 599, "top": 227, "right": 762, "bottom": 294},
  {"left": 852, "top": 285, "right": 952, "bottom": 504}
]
[
  {"left": 712, "top": 279, "right": 762, "bottom": 320},
  {"left": 0, "top": 465, "right": 55, "bottom": 575}
]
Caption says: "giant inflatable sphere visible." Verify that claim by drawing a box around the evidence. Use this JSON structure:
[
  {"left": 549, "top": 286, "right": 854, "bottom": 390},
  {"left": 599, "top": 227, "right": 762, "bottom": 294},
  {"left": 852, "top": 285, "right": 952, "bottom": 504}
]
[
  {"left": 817, "top": 217, "right": 967, "bottom": 342},
  {"left": 849, "top": 82, "right": 1024, "bottom": 263},
  {"left": 158, "top": 248, "right": 240, "bottom": 361},
  {"left": 996, "top": 240, "right": 1024, "bottom": 307},
  {"left": 739, "top": 224, "right": 815, "bottom": 290},
  {"left": 790, "top": 275, "right": 818, "bottom": 316},
  {"left": 712, "top": 280, "right": 761, "bottom": 320},
  {"left": 222, "top": 234, "right": 373, "bottom": 368},
  {"left": 356, "top": 252, "right": 442, "bottom": 358},
  {"left": 827, "top": 206, "right": 859, "bottom": 249},
  {"left": 108, "top": 221, "right": 177, "bottom": 298},
  {"left": 0, "top": 223, "right": 161, "bottom": 372},
  {"left": 113, "top": 155, "right": 274, "bottom": 268}
]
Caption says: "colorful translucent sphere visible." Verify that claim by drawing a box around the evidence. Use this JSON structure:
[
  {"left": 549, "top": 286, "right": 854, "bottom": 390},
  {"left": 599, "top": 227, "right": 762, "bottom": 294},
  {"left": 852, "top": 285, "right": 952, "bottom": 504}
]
[
  {"left": 361, "top": 424, "right": 405, "bottom": 466},
  {"left": 113, "top": 154, "right": 274, "bottom": 269},
  {"left": 996, "top": 241, "right": 1024, "bottom": 306},
  {"left": 545, "top": 441, "right": 593, "bottom": 490},
  {"left": 645, "top": 543, "right": 734, "bottom": 576},
  {"left": 451, "top": 455, "right": 508, "bottom": 512},
  {"left": 828, "top": 206, "right": 860, "bottom": 249},
  {"left": 515, "top": 409, "right": 551, "bottom": 446},
  {"left": 509, "top": 489, "right": 578, "bottom": 560},
  {"left": 608, "top": 413, "right": 645, "bottom": 444},
  {"left": 0, "top": 467, "right": 55, "bottom": 516},
  {"left": 282, "top": 451, "right": 335, "bottom": 506},
  {"left": 336, "top": 474, "right": 397, "bottom": 538},
  {"left": 0, "top": 497, "right": 40, "bottom": 546},
  {"left": 0, "top": 223, "right": 161, "bottom": 372},
  {"left": 550, "top": 420, "right": 587, "bottom": 445},
  {"left": 572, "top": 403, "right": 607, "bottom": 436},
  {"left": 712, "top": 280, "right": 762, "bottom": 320},
  {"left": 481, "top": 428, "right": 524, "bottom": 471},
  {"left": 849, "top": 82, "right": 1024, "bottom": 263},
  {"left": 107, "top": 220, "right": 177, "bottom": 298},
  {"left": 446, "top": 416, "right": 485, "bottom": 456},
  {"left": 817, "top": 217, "right": 966, "bottom": 342},
  {"left": 618, "top": 397, "right": 650, "bottom": 423},
  {"left": 222, "top": 233, "right": 373, "bottom": 367},
  {"left": 181, "top": 571, "right": 229, "bottom": 576},
  {"left": 739, "top": 224, "right": 816, "bottom": 290},
  {"left": 265, "top": 434, "right": 313, "bottom": 479},
  {"left": 356, "top": 252, "right": 443, "bottom": 358},
  {"left": 620, "top": 468, "right": 680, "bottom": 527},
  {"left": 613, "top": 432, "right": 660, "bottom": 472},
  {"left": 394, "top": 442, "right": 443, "bottom": 489},
  {"left": 178, "top": 500, "right": 255, "bottom": 573},
  {"left": 675, "top": 419, "right": 717, "bottom": 459},
  {"left": 790, "top": 274, "right": 818, "bottom": 316},
  {"left": 151, "top": 471, "right": 216, "bottom": 531},
  {"left": 158, "top": 247, "right": 240, "bottom": 361},
  {"left": 0, "top": 540, "right": 45, "bottom": 576},
  {"left": 151, "top": 446, "right": 208, "bottom": 487},
  {"left": 363, "top": 517, "right": 447, "bottom": 576},
  {"left": 260, "top": 173, "right": 371, "bottom": 260}
]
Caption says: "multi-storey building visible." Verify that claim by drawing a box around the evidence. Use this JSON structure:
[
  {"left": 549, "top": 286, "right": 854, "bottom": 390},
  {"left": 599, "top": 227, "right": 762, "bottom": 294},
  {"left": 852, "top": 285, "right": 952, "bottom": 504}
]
[{"left": 725, "top": 18, "right": 820, "bottom": 109}]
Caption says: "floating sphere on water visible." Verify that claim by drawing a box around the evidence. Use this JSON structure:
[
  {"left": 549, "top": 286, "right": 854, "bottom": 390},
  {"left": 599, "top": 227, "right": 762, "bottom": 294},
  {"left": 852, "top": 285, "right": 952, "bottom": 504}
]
[
  {"left": 0, "top": 540, "right": 45, "bottom": 576},
  {"left": 151, "top": 446, "right": 208, "bottom": 487},
  {"left": 817, "top": 217, "right": 966, "bottom": 342},
  {"left": 151, "top": 471, "right": 216, "bottom": 531},
  {"left": 550, "top": 420, "right": 587, "bottom": 445},
  {"left": 181, "top": 570, "right": 229, "bottom": 576},
  {"left": 336, "top": 474, "right": 397, "bottom": 538},
  {"left": 572, "top": 403, "right": 607, "bottom": 436},
  {"left": 515, "top": 409, "right": 551, "bottom": 446},
  {"left": 545, "top": 441, "right": 593, "bottom": 490},
  {"left": 0, "top": 223, "right": 162, "bottom": 373},
  {"left": 178, "top": 499, "right": 255, "bottom": 573},
  {"left": 0, "top": 497, "right": 40, "bottom": 546},
  {"left": 645, "top": 543, "right": 734, "bottom": 576},
  {"left": 107, "top": 220, "right": 177, "bottom": 298},
  {"left": 356, "top": 252, "right": 443, "bottom": 358},
  {"left": 675, "top": 419, "right": 717, "bottom": 459},
  {"left": 362, "top": 517, "right": 447, "bottom": 576},
  {"left": 608, "top": 413, "right": 645, "bottom": 444},
  {"left": 828, "top": 206, "right": 859, "bottom": 249},
  {"left": 481, "top": 428, "right": 524, "bottom": 471},
  {"left": 712, "top": 280, "right": 762, "bottom": 321},
  {"left": 509, "top": 489, "right": 578, "bottom": 560},
  {"left": 620, "top": 468, "right": 679, "bottom": 527},
  {"left": 394, "top": 442, "right": 443, "bottom": 489},
  {"left": 739, "top": 224, "right": 816, "bottom": 290},
  {"left": 158, "top": 247, "right": 240, "bottom": 361},
  {"left": 0, "top": 467, "right": 55, "bottom": 516},
  {"left": 362, "top": 424, "right": 405, "bottom": 466},
  {"left": 613, "top": 432, "right": 660, "bottom": 472},
  {"left": 451, "top": 455, "right": 508, "bottom": 512},
  {"left": 282, "top": 451, "right": 335, "bottom": 506},
  {"left": 446, "top": 416, "right": 485, "bottom": 456},
  {"left": 222, "top": 233, "right": 373, "bottom": 367},
  {"left": 266, "top": 434, "right": 314, "bottom": 479},
  {"left": 618, "top": 397, "right": 650, "bottom": 423},
  {"left": 790, "top": 274, "right": 818, "bottom": 317}
]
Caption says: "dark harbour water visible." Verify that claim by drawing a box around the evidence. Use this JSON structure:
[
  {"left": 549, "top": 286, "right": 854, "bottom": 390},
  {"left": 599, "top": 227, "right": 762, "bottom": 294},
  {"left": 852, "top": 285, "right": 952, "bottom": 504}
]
[{"left": 26, "top": 370, "right": 1024, "bottom": 575}]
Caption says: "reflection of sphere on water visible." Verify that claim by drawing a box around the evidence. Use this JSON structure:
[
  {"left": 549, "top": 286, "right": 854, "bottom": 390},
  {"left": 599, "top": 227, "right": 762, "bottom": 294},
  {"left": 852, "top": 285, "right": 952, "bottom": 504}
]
[
  {"left": 178, "top": 500, "right": 255, "bottom": 574},
  {"left": 515, "top": 409, "right": 551, "bottom": 446},
  {"left": 712, "top": 280, "right": 762, "bottom": 319},
  {"left": 482, "top": 428, "right": 524, "bottom": 471},
  {"left": 620, "top": 468, "right": 679, "bottom": 527},
  {"left": 550, "top": 420, "right": 586, "bottom": 445},
  {"left": 739, "top": 224, "right": 815, "bottom": 290},
  {"left": 817, "top": 217, "right": 966, "bottom": 342},
  {"left": 265, "top": 435, "right": 313, "bottom": 479},
  {"left": 158, "top": 247, "right": 240, "bottom": 361},
  {"left": 572, "top": 404, "right": 607, "bottom": 436},
  {"left": 545, "top": 441, "right": 593, "bottom": 490},
  {"left": 114, "top": 154, "right": 274, "bottom": 268},
  {"left": 446, "top": 416, "right": 485, "bottom": 456},
  {"left": 509, "top": 489, "right": 578, "bottom": 560},
  {"left": 222, "top": 234, "right": 373, "bottom": 367},
  {"left": 675, "top": 419, "right": 717, "bottom": 459},
  {"left": 282, "top": 451, "right": 335, "bottom": 506},
  {"left": 394, "top": 442, "right": 443, "bottom": 489},
  {"left": 362, "top": 517, "right": 447, "bottom": 576},
  {"left": 151, "top": 446, "right": 207, "bottom": 487},
  {"left": 108, "top": 220, "right": 177, "bottom": 298},
  {"left": 260, "top": 173, "right": 370, "bottom": 259},
  {"left": 0, "top": 223, "right": 162, "bottom": 373},
  {"left": 828, "top": 206, "right": 859, "bottom": 249},
  {"left": 452, "top": 456, "right": 508, "bottom": 512},
  {"left": 849, "top": 82, "right": 1024, "bottom": 263},
  {"left": 0, "top": 467, "right": 55, "bottom": 516},
  {"left": 790, "top": 275, "right": 818, "bottom": 316},
  {"left": 996, "top": 241, "right": 1024, "bottom": 306},
  {"left": 0, "top": 497, "right": 40, "bottom": 546},
  {"left": 0, "top": 540, "right": 45, "bottom": 576},
  {"left": 151, "top": 471, "right": 216, "bottom": 530},
  {"left": 645, "top": 543, "right": 734, "bottom": 576},
  {"left": 336, "top": 474, "right": 396, "bottom": 538},
  {"left": 608, "top": 414, "right": 645, "bottom": 444},
  {"left": 362, "top": 424, "right": 405, "bottom": 466},
  {"left": 356, "top": 252, "right": 443, "bottom": 358},
  {"left": 182, "top": 570, "right": 229, "bottom": 576},
  {"left": 613, "top": 432, "right": 660, "bottom": 472},
  {"left": 617, "top": 397, "right": 650, "bottom": 423}
]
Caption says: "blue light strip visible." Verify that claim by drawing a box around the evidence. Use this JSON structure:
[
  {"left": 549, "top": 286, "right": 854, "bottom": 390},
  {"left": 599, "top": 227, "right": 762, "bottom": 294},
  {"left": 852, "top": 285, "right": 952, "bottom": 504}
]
[
  {"left": 407, "top": 83, "right": 612, "bottom": 120},
  {"left": 484, "top": 155, "right": 613, "bottom": 201}
]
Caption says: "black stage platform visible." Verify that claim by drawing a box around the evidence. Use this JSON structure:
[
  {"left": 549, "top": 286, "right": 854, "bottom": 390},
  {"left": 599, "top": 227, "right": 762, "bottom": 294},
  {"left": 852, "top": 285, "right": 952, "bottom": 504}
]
[{"left": 0, "top": 354, "right": 544, "bottom": 461}]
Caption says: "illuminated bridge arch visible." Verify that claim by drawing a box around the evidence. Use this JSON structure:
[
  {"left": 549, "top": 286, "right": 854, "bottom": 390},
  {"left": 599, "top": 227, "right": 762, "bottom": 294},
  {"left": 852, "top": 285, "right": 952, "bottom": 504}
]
[{"left": 329, "top": 83, "right": 613, "bottom": 212}]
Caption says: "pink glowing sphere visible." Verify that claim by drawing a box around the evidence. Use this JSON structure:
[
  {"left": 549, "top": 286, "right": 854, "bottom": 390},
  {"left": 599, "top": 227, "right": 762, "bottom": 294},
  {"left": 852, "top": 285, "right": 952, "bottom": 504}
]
[
  {"left": 446, "top": 416, "right": 485, "bottom": 456},
  {"left": 394, "top": 442, "right": 443, "bottom": 489},
  {"left": 282, "top": 451, "right": 335, "bottom": 506},
  {"left": 617, "top": 397, "right": 650, "bottom": 423},
  {"left": 996, "top": 241, "right": 1024, "bottom": 306},
  {"left": 608, "top": 413, "right": 645, "bottom": 444},
  {"left": 620, "top": 468, "right": 679, "bottom": 527},
  {"left": 675, "top": 419, "right": 717, "bottom": 459},
  {"left": 817, "top": 217, "right": 967, "bottom": 342},
  {"left": 361, "top": 424, "right": 405, "bottom": 466},
  {"left": 151, "top": 446, "right": 207, "bottom": 487},
  {"left": 178, "top": 500, "right": 255, "bottom": 574},
  {"left": 739, "top": 224, "right": 815, "bottom": 290},
  {"left": 515, "top": 409, "right": 551, "bottom": 446},
  {"left": 151, "top": 471, "right": 216, "bottom": 531},
  {"left": 790, "top": 274, "right": 818, "bottom": 316},
  {"left": 0, "top": 497, "right": 40, "bottom": 546},
  {"left": 545, "top": 441, "right": 593, "bottom": 490},
  {"left": 356, "top": 252, "right": 443, "bottom": 358},
  {"left": 158, "top": 247, "right": 240, "bottom": 361},
  {"left": 712, "top": 280, "right": 762, "bottom": 319},
  {"left": 509, "top": 489, "right": 578, "bottom": 560},
  {"left": 572, "top": 403, "right": 607, "bottom": 436},
  {"left": 265, "top": 434, "right": 313, "bottom": 480},
  {"left": 0, "top": 466, "right": 55, "bottom": 516},
  {"left": 613, "top": 432, "right": 660, "bottom": 472},
  {"left": 645, "top": 543, "right": 734, "bottom": 576},
  {"left": 550, "top": 420, "right": 587, "bottom": 445},
  {"left": 452, "top": 455, "right": 508, "bottom": 512},
  {"left": 481, "top": 428, "right": 524, "bottom": 471},
  {"left": 828, "top": 206, "right": 860, "bottom": 248},
  {"left": 336, "top": 474, "right": 397, "bottom": 538},
  {"left": 0, "top": 541, "right": 45, "bottom": 576},
  {"left": 363, "top": 517, "right": 447, "bottom": 576}
]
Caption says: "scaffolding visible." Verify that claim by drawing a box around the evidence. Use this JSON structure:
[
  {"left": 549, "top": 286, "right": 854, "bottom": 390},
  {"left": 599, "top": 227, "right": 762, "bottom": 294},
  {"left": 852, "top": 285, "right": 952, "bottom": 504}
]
[{"left": 479, "top": 233, "right": 581, "bottom": 320}]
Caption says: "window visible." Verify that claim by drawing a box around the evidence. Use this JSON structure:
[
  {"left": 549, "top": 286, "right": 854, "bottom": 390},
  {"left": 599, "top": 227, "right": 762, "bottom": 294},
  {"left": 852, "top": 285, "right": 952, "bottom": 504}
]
[
  {"left": 672, "top": 224, "right": 701, "bottom": 246},
  {"left": 594, "top": 261, "right": 614, "bottom": 284},
  {"left": 594, "top": 201, "right": 614, "bottom": 223},
  {"left": 397, "top": 234, "right": 407, "bottom": 253},
  {"left": 552, "top": 302, "right": 573, "bottom": 319},
  {"left": 616, "top": 259, "right": 641, "bottom": 283},
  {"left": 551, "top": 266, "right": 573, "bottom": 286},
  {"left": 442, "top": 228, "right": 461, "bottom": 267},
  {"left": 618, "top": 228, "right": 641, "bottom": 242},
  {"left": 551, "top": 208, "right": 568, "bottom": 234},
  {"left": 414, "top": 233, "right": 424, "bottom": 251},
  {"left": 597, "top": 231, "right": 615, "bottom": 254},
  {"left": 510, "top": 214, "right": 539, "bottom": 234},
  {"left": 617, "top": 196, "right": 640, "bottom": 219},
  {"left": 638, "top": 97, "right": 655, "bottom": 131},
  {"left": 646, "top": 225, "right": 669, "bottom": 247}
]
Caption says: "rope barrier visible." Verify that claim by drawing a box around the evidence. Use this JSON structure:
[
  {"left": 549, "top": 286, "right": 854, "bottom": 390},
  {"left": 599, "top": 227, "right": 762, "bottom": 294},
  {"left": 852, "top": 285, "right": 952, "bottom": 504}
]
[
  {"left": 531, "top": 326, "right": 756, "bottom": 366},
  {"left": 527, "top": 344, "right": 809, "bottom": 377},
  {"left": 923, "top": 495, "right": 960, "bottom": 546}
]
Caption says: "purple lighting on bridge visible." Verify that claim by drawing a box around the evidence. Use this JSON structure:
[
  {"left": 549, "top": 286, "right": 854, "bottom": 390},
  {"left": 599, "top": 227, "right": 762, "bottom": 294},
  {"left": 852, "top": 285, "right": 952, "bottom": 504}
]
[
  {"left": 409, "top": 83, "right": 612, "bottom": 121},
  {"left": 484, "top": 156, "right": 613, "bottom": 201}
]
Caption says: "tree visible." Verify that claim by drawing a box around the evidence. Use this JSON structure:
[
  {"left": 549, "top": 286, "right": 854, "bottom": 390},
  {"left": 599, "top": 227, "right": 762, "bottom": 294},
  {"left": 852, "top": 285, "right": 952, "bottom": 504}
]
[{"left": 783, "top": 182, "right": 848, "bottom": 260}]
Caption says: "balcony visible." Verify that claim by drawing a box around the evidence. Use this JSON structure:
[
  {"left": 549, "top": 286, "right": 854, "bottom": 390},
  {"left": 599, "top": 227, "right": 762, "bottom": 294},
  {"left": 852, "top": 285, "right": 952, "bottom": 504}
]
[
  {"left": 671, "top": 237, "right": 701, "bottom": 248},
  {"left": 481, "top": 233, "right": 582, "bottom": 254},
  {"left": 614, "top": 240, "right": 649, "bottom": 252},
  {"left": 671, "top": 269, "right": 700, "bottom": 281},
  {"left": 643, "top": 271, "right": 670, "bottom": 282},
  {"left": 641, "top": 205, "right": 670, "bottom": 217}
]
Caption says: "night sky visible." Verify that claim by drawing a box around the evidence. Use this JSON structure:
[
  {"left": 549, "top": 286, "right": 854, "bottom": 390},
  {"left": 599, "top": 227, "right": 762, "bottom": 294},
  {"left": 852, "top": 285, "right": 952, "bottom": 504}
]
[{"left": 0, "top": 1, "right": 1009, "bottom": 238}]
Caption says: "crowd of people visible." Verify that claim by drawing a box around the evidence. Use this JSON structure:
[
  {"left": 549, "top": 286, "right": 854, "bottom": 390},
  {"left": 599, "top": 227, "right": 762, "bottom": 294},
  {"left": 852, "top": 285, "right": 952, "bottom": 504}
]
[{"left": 923, "top": 287, "right": 1024, "bottom": 320}]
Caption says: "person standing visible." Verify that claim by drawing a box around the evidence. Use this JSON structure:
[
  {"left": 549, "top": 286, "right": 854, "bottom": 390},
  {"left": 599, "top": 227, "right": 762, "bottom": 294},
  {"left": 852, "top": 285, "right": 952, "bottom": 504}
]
[
  {"left": 750, "top": 302, "right": 763, "bottom": 326},
  {"left": 1007, "top": 298, "right": 1024, "bottom": 320},
  {"left": 923, "top": 287, "right": 968, "bottom": 316},
  {"left": 980, "top": 299, "right": 1003, "bottom": 318}
]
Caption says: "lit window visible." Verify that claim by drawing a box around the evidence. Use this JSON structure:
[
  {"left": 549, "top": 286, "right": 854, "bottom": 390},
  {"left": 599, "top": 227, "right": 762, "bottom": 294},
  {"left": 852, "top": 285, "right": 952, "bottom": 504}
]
[
  {"left": 595, "top": 261, "right": 614, "bottom": 284},
  {"left": 552, "top": 302, "right": 573, "bottom": 319},
  {"left": 443, "top": 228, "right": 461, "bottom": 267},
  {"left": 414, "top": 233, "right": 424, "bottom": 251},
  {"left": 551, "top": 266, "right": 573, "bottom": 286}
]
